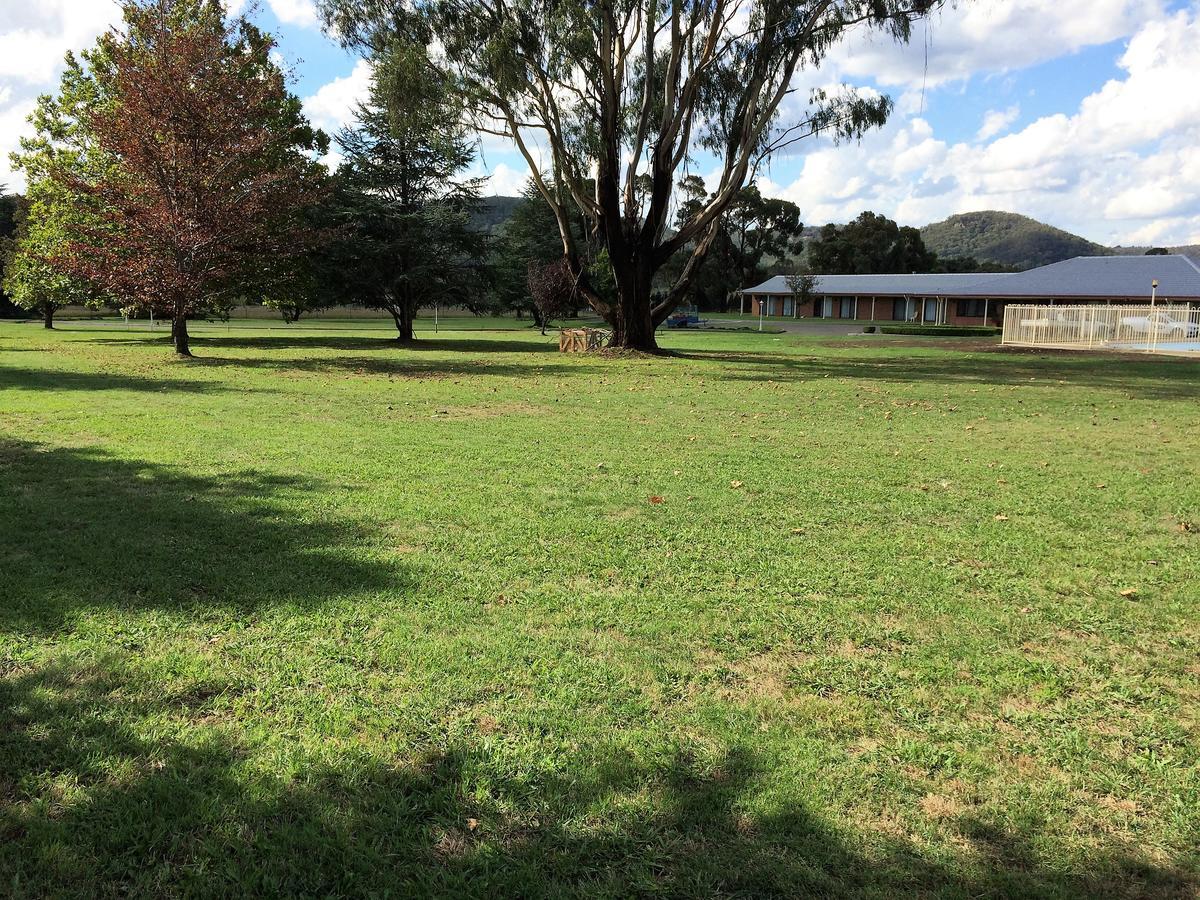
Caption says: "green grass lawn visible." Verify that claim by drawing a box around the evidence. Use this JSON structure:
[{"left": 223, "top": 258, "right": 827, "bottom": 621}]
[{"left": 2, "top": 320, "right": 1198, "bottom": 898}]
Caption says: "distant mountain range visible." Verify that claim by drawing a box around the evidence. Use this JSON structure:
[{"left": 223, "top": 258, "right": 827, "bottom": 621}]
[
  {"left": 919, "top": 211, "right": 1105, "bottom": 270},
  {"left": 478, "top": 197, "right": 1200, "bottom": 272},
  {"left": 920, "top": 211, "right": 1200, "bottom": 270},
  {"left": 474, "top": 195, "right": 523, "bottom": 233}
]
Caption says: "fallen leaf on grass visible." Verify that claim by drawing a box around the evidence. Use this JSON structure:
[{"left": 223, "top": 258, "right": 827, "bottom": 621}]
[
  {"left": 730, "top": 480, "right": 744, "bottom": 489},
  {"left": 649, "top": 496, "right": 664, "bottom": 505},
  {"left": 1120, "top": 589, "right": 1138, "bottom": 599},
  {"left": 994, "top": 514, "right": 1009, "bottom": 522},
  {"left": 466, "top": 818, "right": 478, "bottom": 831}
]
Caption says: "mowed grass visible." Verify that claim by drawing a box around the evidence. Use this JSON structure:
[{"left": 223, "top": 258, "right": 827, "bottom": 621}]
[{"left": 1, "top": 319, "right": 1198, "bottom": 898}]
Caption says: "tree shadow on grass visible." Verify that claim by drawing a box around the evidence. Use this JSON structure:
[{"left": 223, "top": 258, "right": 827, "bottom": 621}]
[
  {"left": 1, "top": 659, "right": 1193, "bottom": 898},
  {"left": 189, "top": 353, "right": 610, "bottom": 380},
  {"left": 0, "top": 364, "right": 238, "bottom": 395},
  {"left": 676, "top": 348, "right": 1200, "bottom": 402},
  {"left": 0, "top": 440, "right": 405, "bottom": 634},
  {"left": 87, "top": 333, "right": 561, "bottom": 355}
]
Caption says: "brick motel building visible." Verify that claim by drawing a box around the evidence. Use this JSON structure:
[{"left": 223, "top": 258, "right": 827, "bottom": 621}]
[{"left": 740, "top": 255, "right": 1200, "bottom": 326}]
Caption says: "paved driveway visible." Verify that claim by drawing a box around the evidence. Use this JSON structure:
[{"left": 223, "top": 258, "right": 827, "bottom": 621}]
[{"left": 715, "top": 317, "right": 872, "bottom": 335}]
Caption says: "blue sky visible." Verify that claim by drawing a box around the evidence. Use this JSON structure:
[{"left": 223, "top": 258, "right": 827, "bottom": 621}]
[{"left": 3, "top": 0, "right": 1200, "bottom": 246}]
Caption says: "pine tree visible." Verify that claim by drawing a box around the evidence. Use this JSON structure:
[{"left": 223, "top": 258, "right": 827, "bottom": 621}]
[{"left": 326, "top": 40, "right": 488, "bottom": 342}]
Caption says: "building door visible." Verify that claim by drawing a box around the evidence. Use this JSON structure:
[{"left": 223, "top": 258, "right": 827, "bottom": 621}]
[
  {"left": 923, "top": 298, "right": 938, "bottom": 323},
  {"left": 821, "top": 298, "right": 834, "bottom": 318},
  {"left": 782, "top": 298, "right": 794, "bottom": 317}
]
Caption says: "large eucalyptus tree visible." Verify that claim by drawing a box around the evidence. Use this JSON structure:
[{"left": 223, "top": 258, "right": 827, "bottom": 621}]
[{"left": 321, "top": 0, "right": 943, "bottom": 350}]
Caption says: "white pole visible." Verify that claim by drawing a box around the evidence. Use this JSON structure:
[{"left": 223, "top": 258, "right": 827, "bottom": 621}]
[
  {"left": 758, "top": 297, "right": 764, "bottom": 331},
  {"left": 1150, "top": 279, "right": 1159, "bottom": 353}
]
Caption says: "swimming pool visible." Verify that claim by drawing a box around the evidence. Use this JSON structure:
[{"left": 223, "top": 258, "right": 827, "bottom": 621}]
[{"left": 1110, "top": 340, "right": 1200, "bottom": 353}]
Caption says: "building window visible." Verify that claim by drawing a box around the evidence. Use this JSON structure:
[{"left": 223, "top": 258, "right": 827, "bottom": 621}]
[
  {"left": 957, "top": 299, "right": 987, "bottom": 317},
  {"left": 894, "top": 299, "right": 912, "bottom": 321},
  {"left": 840, "top": 297, "right": 855, "bottom": 318}
]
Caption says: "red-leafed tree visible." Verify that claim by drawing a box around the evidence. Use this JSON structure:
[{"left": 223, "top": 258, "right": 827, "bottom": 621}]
[{"left": 51, "top": 0, "right": 328, "bottom": 356}]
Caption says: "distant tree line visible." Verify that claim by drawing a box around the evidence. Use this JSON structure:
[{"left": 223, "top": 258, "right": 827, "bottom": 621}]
[{"left": 805, "top": 211, "right": 1017, "bottom": 278}]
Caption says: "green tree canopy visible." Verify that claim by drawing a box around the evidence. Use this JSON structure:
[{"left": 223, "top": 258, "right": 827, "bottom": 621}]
[
  {"left": 0, "top": 190, "right": 28, "bottom": 317},
  {"left": 4, "top": 48, "right": 115, "bottom": 329},
  {"left": 807, "top": 211, "right": 936, "bottom": 275},
  {"left": 659, "top": 178, "right": 805, "bottom": 312},
  {"left": 20, "top": 0, "right": 328, "bottom": 355},
  {"left": 322, "top": 39, "right": 489, "bottom": 342},
  {"left": 318, "top": 0, "right": 944, "bottom": 350}
]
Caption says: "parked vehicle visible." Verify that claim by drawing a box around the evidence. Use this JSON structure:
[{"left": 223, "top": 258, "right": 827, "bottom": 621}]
[
  {"left": 1120, "top": 311, "right": 1200, "bottom": 338},
  {"left": 666, "top": 305, "right": 703, "bottom": 328}
]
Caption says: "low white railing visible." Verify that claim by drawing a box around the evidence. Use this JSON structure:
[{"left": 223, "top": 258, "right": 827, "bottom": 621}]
[{"left": 1002, "top": 304, "right": 1200, "bottom": 354}]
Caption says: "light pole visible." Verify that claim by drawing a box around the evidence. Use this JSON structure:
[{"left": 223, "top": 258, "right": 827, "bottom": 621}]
[{"left": 1151, "top": 279, "right": 1160, "bottom": 353}]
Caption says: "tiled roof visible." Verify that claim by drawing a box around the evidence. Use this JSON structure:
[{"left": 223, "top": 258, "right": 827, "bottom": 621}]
[
  {"left": 742, "top": 256, "right": 1200, "bottom": 300},
  {"left": 742, "top": 272, "right": 1012, "bottom": 297}
]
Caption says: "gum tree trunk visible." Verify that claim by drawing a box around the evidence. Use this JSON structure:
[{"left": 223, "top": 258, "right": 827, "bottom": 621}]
[
  {"left": 43, "top": 306, "right": 55, "bottom": 329},
  {"left": 609, "top": 286, "right": 658, "bottom": 351},
  {"left": 606, "top": 250, "right": 660, "bottom": 352}
]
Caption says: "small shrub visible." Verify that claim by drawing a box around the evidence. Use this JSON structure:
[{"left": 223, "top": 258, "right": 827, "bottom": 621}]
[{"left": 879, "top": 325, "right": 1000, "bottom": 337}]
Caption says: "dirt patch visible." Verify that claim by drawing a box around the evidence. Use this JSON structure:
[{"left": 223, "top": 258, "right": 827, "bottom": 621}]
[
  {"left": 434, "top": 401, "right": 544, "bottom": 420},
  {"left": 920, "top": 793, "right": 965, "bottom": 819}
]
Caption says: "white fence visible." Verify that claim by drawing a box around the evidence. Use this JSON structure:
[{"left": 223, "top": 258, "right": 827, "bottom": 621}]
[{"left": 1001, "top": 304, "right": 1200, "bottom": 355}]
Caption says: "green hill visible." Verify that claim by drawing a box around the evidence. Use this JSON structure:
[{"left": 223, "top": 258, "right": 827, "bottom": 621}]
[
  {"left": 472, "top": 195, "right": 523, "bottom": 234},
  {"left": 920, "top": 211, "right": 1108, "bottom": 270}
]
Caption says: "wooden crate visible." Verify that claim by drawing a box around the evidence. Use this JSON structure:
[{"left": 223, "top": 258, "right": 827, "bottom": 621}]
[{"left": 559, "top": 328, "right": 605, "bottom": 352}]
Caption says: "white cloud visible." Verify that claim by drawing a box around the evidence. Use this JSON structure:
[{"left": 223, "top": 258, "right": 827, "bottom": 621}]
[
  {"left": 0, "top": 1, "right": 121, "bottom": 189},
  {"left": 834, "top": 0, "right": 1165, "bottom": 89},
  {"left": 265, "top": 0, "right": 319, "bottom": 29},
  {"left": 0, "top": 1, "right": 117, "bottom": 84},
  {"left": 761, "top": 3, "right": 1200, "bottom": 247},
  {"left": 0, "top": 97, "right": 37, "bottom": 191},
  {"left": 302, "top": 59, "right": 372, "bottom": 134},
  {"left": 976, "top": 105, "right": 1020, "bottom": 141},
  {"left": 0, "top": 0, "right": 322, "bottom": 190},
  {"left": 483, "top": 162, "right": 532, "bottom": 197}
]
